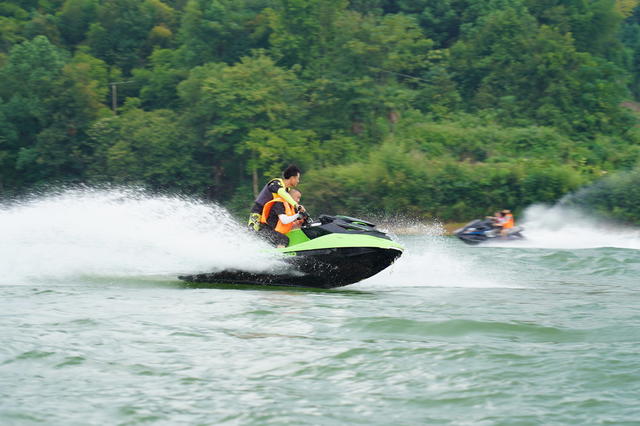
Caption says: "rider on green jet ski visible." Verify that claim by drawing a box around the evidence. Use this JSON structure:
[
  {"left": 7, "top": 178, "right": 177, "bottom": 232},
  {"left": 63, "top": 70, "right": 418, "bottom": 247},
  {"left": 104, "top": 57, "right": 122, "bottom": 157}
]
[
  {"left": 258, "top": 188, "right": 305, "bottom": 247},
  {"left": 247, "top": 165, "right": 305, "bottom": 232}
]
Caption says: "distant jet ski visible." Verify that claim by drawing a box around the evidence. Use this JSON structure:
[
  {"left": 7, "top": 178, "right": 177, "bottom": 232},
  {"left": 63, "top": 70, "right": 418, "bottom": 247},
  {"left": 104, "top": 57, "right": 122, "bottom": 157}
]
[
  {"left": 454, "top": 218, "right": 525, "bottom": 245},
  {"left": 179, "top": 215, "right": 403, "bottom": 289}
]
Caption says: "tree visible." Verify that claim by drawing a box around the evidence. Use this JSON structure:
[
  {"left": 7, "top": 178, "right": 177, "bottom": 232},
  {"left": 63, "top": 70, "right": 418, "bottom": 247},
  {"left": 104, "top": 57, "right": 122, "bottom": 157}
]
[
  {"left": 178, "top": 52, "right": 305, "bottom": 198},
  {"left": 266, "top": 0, "right": 348, "bottom": 69},
  {"left": 87, "top": 0, "right": 177, "bottom": 73},
  {"left": 0, "top": 99, "right": 19, "bottom": 192},
  {"left": 301, "top": 11, "right": 436, "bottom": 138},
  {"left": 524, "top": 0, "right": 625, "bottom": 59},
  {"left": 23, "top": 11, "right": 62, "bottom": 45},
  {"left": 57, "top": 0, "right": 98, "bottom": 46},
  {"left": 620, "top": 4, "right": 640, "bottom": 99},
  {"left": 0, "top": 36, "right": 109, "bottom": 188},
  {"left": 87, "top": 108, "right": 205, "bottom": 191},
  {"left": 380, "top": 0, "right": 527, "bottom": 48},
  {"left": 240, "top": 127, "right": 318, "bottom": 181},
  {"left": 132, "top": 48, "right": 186, "bottom": 110},
  {"left": 0, "top": 34, "right": 68, "bottom": 153},
  {"left": 176, "top": 0, "right": 269, "bottom": 67},
  {"left": 450, "top": 7, "right": 630, "bottom": 133}
]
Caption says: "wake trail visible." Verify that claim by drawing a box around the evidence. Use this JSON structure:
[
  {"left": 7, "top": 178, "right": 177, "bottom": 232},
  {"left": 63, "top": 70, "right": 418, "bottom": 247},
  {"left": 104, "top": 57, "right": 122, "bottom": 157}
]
[
  {"left": 488, "top": 204, "right": 640, "bottom": 250},
  {"left": 0, "top": 187, "right": 283, "bottom": 285}
]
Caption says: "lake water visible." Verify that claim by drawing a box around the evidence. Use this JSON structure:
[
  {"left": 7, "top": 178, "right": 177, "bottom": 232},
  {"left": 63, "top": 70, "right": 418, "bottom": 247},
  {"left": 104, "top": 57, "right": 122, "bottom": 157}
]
[{"left": 1, "top": 189, "right": 639, "bottom": 425}]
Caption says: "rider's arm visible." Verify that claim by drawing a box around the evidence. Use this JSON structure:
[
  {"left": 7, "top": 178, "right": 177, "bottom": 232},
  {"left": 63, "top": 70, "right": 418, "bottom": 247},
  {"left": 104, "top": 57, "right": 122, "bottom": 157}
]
[
  {"left": 276, "top": 187, "right": 298, "bottom": 208},
  {"left": 278, "top": 212, "right": 301, "bottom": 224}
]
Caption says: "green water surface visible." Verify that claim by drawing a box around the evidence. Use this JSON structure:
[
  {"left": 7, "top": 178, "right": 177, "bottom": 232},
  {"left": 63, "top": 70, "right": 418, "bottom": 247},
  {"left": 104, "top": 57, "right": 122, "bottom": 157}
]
[{"left": 1, "top": 238, "right": 639, "bottom": 425}]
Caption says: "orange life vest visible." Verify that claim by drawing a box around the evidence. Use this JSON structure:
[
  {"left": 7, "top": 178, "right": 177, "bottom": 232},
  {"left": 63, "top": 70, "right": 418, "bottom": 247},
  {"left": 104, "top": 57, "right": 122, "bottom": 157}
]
[
  {"left": 260, "top": 196, "right": 296, "bottom": 234},
  {"left": 502, "top": 213, "right": 514, "bottom": 229}
]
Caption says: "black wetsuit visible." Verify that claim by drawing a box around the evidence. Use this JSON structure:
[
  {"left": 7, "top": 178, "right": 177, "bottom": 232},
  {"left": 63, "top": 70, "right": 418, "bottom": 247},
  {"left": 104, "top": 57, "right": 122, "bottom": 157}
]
[{"left": 251, "top": 179, "right": 285, "bottom": 214}]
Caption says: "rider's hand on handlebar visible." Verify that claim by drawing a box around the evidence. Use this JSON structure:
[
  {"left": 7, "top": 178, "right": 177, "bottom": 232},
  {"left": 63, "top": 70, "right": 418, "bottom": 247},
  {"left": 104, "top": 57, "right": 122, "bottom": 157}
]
[
  {"left": 297, "top": 209, "right": 310, "bottom": 225},
  {"left": 296, "top": 204, "right": 306, "bottom": 213}
]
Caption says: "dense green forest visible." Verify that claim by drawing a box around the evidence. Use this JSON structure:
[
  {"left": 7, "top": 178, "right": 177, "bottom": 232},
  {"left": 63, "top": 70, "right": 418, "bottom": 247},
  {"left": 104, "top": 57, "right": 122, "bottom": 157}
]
[{"left": 2, "top": 0, "right": 640, "bottom": 223}]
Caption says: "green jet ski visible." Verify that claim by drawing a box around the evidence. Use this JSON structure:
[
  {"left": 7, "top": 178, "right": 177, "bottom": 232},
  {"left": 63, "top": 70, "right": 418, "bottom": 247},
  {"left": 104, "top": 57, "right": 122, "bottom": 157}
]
[{"left": 179, "top": 215, "right": 403, "bottom": 289}]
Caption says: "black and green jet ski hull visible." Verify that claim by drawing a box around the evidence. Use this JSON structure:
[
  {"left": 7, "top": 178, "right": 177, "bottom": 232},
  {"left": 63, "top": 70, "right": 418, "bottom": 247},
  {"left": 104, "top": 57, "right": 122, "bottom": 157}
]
[
  {"left": 179, "top": 246, "right": 402, "bottom": 289},
  {"left": 179, "top": 215, "right": 404, "bottom": 289}
]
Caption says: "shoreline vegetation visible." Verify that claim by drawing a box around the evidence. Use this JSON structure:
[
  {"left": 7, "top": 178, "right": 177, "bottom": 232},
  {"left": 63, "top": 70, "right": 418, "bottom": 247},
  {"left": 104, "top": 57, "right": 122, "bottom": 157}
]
[{"left": 2, "top": 1, "right": 640, "bottom": 224}]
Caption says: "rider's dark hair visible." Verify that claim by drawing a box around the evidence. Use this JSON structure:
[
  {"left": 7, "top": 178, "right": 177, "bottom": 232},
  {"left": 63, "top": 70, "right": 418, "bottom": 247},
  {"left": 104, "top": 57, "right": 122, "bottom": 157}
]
[{"left": 283, "top": 165, "right": 301, "bottom": 179}]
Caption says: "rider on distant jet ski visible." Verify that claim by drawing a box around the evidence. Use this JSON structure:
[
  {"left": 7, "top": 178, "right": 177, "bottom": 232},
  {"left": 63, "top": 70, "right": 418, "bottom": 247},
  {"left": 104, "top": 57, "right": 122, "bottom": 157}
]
[
  {"left": 454, "top": 210, "right": 524, "bottom": 245},
  {"left": 495, "top": 209, "right": 515, "bottom": 235}
]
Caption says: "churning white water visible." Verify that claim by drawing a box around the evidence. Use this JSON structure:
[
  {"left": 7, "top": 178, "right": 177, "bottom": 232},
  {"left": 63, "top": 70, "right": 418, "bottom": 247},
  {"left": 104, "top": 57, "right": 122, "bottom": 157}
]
[
  {"left": 508, "top": 204, "right": 640, "bottom": 250},
  {"left": 0, "top": 187, "right": 283, "bottom": 285}
]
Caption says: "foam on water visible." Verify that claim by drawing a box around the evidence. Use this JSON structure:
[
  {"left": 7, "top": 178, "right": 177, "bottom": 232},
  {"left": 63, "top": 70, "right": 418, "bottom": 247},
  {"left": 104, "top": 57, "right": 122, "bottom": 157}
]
[{"left": 0, "top": 187, "right": 283, "bottom": 285}]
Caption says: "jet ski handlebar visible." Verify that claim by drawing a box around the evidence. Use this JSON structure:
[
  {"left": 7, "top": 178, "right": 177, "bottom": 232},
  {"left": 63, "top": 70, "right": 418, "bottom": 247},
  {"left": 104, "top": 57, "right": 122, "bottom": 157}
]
[{"left": 298, "top": 210, "right": 312, "bottom": 226}]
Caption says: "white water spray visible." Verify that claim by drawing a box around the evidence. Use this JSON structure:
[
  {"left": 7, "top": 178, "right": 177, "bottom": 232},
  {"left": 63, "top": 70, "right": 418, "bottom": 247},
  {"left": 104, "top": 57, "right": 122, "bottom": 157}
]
[
  {"left": 358, "top": 222, "right": 519, "bottom": 289},
  {"left": 509, "top": 204, "right": 640, "bottom": 250},
  {"left": 0, "top": 188, "right": 283, "bottom": 285}
]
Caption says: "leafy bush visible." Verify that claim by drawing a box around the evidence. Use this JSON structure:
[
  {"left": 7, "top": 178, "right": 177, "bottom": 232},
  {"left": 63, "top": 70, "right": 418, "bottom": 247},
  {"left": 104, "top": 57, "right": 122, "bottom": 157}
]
[{"left": 302, "top": 141, "right": 587, "bottom": 222}]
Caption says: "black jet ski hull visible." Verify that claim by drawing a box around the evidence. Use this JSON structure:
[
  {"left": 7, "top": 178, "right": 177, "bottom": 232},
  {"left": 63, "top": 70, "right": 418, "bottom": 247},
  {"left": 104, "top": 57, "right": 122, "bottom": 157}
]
[
  {"left": 179, "top": 246, "right": 402, "bottom": 289},
  {"left": 457, "top": 232, "right": 525, "bottom": 245}
]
